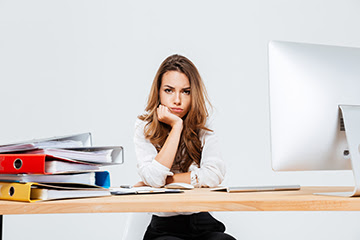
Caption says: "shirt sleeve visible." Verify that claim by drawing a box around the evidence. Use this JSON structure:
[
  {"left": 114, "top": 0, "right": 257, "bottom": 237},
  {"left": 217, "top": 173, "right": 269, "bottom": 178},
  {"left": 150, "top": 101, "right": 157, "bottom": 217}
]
[
  {"left": 134, "top": 119, "right": 174, "bottom": 187},
  {"left": 188, "top": 123, "right": 226, "bottom": 188}
]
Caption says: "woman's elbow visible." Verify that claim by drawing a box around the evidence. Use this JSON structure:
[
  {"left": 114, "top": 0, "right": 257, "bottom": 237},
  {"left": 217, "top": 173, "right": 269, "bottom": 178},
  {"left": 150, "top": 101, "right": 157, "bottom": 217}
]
[
  {"left": 200, "top": 166, "right": 226, "bottom": 187},
  {"left": 138, "top": 168, "right": 167, "bottom": 188},
  {"left": 210, "top": 172, "right": 225, "bottom": 187}
]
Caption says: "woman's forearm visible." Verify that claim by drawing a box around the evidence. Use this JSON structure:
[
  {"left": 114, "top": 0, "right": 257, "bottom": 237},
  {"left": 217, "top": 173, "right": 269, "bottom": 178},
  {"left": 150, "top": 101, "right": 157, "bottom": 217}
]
[
  {"left": 154, "top": 122, "right": 183, "bottom": 169},
  {"left": 166, "top": 172, "right": 191, "bottom": 184}
]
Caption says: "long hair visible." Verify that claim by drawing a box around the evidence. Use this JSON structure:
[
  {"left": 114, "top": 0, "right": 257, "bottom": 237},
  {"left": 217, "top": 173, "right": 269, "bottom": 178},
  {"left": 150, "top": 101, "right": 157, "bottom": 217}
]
[{"left": 139, "top": 54, "right": 212, "bottom": 172}]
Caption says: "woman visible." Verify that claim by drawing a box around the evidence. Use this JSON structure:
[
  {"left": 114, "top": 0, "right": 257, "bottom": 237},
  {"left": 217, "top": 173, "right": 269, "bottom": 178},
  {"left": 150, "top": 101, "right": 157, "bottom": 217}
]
[{"left": 134, "top": 54, "right": 236, "bottom": 240}]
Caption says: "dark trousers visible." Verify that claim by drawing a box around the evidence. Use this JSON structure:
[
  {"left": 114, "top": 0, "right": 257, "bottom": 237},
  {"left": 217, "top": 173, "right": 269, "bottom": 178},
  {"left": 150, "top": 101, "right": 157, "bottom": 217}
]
[{"left": 143, "top": 212, "right": 236, "bottom": 240}]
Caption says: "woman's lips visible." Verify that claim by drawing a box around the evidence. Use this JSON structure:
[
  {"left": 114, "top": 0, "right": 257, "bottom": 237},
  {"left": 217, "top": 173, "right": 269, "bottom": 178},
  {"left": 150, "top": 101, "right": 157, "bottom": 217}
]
[{"left": 171, "top": 108, "right": 183, "bottom": 113}]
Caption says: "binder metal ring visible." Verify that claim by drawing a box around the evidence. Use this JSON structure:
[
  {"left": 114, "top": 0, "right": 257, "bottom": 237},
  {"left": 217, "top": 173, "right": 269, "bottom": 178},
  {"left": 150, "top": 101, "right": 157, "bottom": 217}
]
[
  {"left": 9, "top": 186, "right": 15, "bottom": 197},
  {"left": 13, "top": 158, "right": 23, "bottom": 170}
]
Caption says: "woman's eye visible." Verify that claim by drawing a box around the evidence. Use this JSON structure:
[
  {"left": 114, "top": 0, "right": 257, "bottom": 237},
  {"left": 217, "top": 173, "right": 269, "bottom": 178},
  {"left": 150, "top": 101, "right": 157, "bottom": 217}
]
[
  {"left": 183, "top": 90, "right": 191, "bottom": 95},
  {"left": 164, "top": 89, "right": 172, "bottom": 93}
]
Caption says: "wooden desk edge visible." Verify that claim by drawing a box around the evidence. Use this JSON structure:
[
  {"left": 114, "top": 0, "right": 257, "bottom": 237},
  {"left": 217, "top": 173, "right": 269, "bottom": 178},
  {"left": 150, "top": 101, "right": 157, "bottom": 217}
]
[{"left": 1, "top": 187, "right": 360, "bottom": 215}]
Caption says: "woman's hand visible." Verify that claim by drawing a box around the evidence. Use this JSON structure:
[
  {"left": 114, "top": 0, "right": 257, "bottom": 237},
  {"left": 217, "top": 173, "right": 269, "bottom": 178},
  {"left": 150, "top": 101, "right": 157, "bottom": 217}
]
[
  {"left": 157, "top": 105, "right": 183, "bottom": 128},
  {"left": 133, "top": 181, "right": 147, "bottom": 187}
]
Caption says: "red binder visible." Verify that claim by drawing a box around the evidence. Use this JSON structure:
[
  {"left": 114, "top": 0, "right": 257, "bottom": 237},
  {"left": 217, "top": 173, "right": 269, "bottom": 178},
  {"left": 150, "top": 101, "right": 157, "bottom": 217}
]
[
  {"left": 0, "top": 154, "right": 48, "bottom": 174},
  {"left": 0, "top": 154, "right": 98, "bottom": 174}
]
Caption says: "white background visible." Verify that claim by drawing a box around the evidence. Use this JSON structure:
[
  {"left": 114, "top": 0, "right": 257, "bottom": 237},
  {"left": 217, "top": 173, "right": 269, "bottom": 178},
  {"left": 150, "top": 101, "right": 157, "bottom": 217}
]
[{"left": 1, "top": 0, "right": 360, "bottom": 239}]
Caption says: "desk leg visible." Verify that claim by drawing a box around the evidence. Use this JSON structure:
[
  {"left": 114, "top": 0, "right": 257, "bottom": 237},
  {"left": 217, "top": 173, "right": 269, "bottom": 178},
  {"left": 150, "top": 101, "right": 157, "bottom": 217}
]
[{"left": 0, "top": 215, "right": 2, "bottom": 240}]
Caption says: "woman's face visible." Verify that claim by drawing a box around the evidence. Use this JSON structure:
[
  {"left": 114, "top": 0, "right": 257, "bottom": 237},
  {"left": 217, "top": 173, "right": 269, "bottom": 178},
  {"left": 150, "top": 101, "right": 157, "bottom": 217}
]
[{"left": 159, "top": 71, "right": 191, "bottom": 119}]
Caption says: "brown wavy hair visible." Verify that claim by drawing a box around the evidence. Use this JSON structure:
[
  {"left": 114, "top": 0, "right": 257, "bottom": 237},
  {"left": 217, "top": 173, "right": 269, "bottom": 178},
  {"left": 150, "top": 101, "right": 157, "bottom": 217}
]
[{"left": 138, "top": 54, "right": 212, "bottom": 172}]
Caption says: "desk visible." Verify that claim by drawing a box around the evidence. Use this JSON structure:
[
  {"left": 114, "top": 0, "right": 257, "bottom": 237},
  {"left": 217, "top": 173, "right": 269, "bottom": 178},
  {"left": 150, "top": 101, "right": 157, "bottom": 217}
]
[
  {"left": 1, "top": 186, "right": 360, "bottom": 214},
  {"left": 1, "top": 187, "right": 360, "bottom": 239}
]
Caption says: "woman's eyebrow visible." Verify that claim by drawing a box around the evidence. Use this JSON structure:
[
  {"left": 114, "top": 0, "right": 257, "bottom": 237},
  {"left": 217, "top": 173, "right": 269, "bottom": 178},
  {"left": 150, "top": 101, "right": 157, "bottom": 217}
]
[
  {"left": 164, "top": 85, "right": 174, "bottom": 89},
  {"left": 163, "top": 85, "right": 190, "bottom": 90}
]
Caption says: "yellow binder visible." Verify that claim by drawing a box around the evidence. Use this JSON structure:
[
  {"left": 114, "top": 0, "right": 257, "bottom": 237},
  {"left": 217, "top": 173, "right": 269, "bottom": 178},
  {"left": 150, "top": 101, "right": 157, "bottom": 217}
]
[
  {"left": 0, "top": 182, "right": 38, "bottom": 202},
  {"left": 0, "top": 181, "right": 110, "bottom": 202}
]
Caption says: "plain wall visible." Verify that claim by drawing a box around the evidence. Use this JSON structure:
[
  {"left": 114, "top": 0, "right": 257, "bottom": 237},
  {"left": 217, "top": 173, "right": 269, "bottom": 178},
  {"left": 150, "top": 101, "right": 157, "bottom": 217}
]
[{"left": 1, "top": 0, "right": 360, "bottom": 239}]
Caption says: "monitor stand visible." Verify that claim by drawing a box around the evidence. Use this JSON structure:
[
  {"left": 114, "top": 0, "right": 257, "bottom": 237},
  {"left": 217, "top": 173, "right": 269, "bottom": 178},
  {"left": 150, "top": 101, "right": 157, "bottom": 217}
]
[{"left": 315, "top": 105, "right": 360, "bottom": 197}]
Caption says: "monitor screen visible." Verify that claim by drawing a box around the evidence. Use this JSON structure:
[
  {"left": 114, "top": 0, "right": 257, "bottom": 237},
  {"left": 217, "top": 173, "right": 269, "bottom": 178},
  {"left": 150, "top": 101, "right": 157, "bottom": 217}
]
[{"left": 268, "top": 41, "right": 360, "bottom": 172}]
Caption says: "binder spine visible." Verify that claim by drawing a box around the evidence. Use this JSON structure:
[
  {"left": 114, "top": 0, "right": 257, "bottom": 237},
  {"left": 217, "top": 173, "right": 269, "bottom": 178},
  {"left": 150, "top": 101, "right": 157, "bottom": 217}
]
[
  {"left": 0, "top": 182, "right": 33, "bottom": 202},
  {"left": 0, "top": 155, "right": 46, "bottom": 174},
  {"left": 95, "top": 171, "right": 110, "bottom": 188}
]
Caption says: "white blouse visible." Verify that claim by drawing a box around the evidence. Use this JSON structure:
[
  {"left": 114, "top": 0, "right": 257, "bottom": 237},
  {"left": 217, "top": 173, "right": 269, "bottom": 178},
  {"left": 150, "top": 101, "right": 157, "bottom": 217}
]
[{"left": 134, "top": 118, "right": 226, "bottom": 188}]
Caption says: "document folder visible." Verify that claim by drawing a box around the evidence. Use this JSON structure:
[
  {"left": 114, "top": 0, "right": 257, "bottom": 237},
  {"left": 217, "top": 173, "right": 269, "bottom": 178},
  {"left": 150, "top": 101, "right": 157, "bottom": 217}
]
[
  {"left": 26, "top": 146, "right": 124, "bottom": 164},
  {"left": 0, "top": 171, "right": 111, "bottom": 188},
  {"left": 0, "top": 182, "right": 110, "bottom": 202},
  {"left": 110, "top": 186, "right": 183, "bottom": 195},
  {"left": 0, "top": 133, "right": 92, "bottom": 153},
  {"left": 0, "top": 154, "right": 103, "bottom": 174},
  {"left": 211, "top": 185, "right": 301, "bottom": 193}
]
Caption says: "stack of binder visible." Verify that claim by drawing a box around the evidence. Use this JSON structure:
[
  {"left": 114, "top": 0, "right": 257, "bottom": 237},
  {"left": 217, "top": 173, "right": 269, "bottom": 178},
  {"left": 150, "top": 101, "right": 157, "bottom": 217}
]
[{"left": 0, "top": 133, "right": 123, "bottom": 202}]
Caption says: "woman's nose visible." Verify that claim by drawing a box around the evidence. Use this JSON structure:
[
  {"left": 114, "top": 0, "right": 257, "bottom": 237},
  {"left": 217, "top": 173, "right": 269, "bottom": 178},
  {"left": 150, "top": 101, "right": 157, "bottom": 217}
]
[{"left": 174, "top": 93, "right": 181, "bottom": 105}]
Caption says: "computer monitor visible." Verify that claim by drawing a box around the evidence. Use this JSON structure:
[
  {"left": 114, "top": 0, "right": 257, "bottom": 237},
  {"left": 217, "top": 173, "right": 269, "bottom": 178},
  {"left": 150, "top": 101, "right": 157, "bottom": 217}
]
[{"left": 268, "top": 41, "right": 360, "bottom": 197}]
